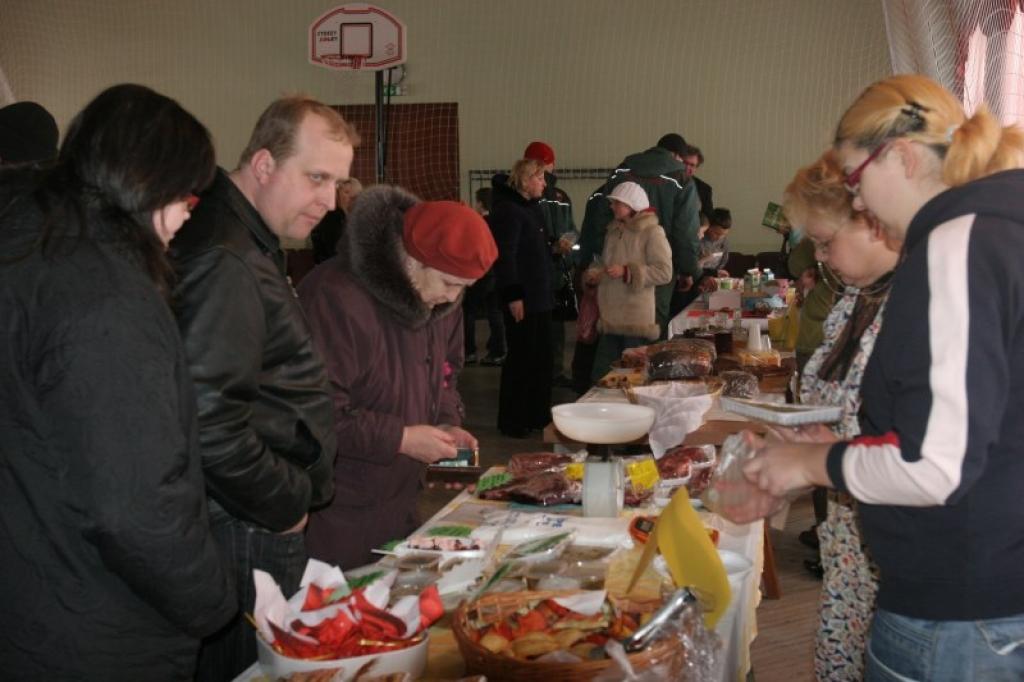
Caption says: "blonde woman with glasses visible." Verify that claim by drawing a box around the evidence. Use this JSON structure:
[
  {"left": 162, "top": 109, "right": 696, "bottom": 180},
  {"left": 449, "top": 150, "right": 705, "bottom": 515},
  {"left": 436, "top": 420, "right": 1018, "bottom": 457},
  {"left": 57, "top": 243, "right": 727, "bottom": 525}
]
[
  {"left": 777, "top": 150, "right": 899, "bottom": 680},
  {"left": 735, "top": 74, "right": 1024, "bottom": 681}
]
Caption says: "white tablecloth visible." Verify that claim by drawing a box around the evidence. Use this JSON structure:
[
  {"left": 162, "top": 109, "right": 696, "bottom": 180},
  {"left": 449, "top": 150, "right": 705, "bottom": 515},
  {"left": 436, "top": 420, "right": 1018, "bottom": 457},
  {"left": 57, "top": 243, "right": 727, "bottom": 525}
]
[{"left": 668, "top": 300, "right": 769, "bottom": 339}]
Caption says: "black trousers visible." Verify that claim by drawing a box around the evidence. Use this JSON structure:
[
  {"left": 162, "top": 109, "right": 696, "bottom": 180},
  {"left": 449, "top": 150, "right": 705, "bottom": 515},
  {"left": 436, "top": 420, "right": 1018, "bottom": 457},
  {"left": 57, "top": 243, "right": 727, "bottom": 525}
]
[
  {"left": 195, "top": 511, "right": 306, "bottom": 682},
  {"left": 464, "top": 289, "right": 506, "bottom": 358},
  {"left": 498, "top": 309, "right": 554, "bottom": 434}
]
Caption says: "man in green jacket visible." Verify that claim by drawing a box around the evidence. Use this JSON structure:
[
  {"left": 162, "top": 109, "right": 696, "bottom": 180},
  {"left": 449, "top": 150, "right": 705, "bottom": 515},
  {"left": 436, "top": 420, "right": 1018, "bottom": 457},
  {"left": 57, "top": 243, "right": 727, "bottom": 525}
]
[{"left": 578, "top": 133, "right": 701, "bottom": 337}]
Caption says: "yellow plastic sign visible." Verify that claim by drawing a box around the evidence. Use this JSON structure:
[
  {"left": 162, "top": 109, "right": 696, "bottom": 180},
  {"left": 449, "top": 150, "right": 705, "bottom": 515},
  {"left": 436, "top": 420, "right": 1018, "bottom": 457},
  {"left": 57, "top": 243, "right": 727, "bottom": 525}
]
[{"left": 627, "top": 487, "right": 730, "bottom": 628}]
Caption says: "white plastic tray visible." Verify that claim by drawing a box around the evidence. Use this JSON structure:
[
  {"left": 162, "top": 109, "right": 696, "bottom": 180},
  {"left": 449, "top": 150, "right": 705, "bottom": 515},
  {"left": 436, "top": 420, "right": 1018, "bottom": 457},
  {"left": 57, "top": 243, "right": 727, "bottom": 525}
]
[{"left": 719, "top": 397, "right": 842, "bottom": 426}]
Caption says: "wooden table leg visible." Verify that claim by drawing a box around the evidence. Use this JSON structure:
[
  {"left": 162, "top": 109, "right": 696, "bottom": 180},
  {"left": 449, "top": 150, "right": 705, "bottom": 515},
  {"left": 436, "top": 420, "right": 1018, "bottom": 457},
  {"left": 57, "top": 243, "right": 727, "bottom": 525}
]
[{"left": 761, "top": 523, "right": 782, "bottom": 599}]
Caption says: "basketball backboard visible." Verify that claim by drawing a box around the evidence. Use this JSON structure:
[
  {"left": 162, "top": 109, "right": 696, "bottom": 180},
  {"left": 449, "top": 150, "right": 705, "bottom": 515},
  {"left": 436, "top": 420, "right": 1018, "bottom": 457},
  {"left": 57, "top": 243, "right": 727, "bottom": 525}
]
[{"left": 309, "top": 4, "right": 406, "bottom": 71}]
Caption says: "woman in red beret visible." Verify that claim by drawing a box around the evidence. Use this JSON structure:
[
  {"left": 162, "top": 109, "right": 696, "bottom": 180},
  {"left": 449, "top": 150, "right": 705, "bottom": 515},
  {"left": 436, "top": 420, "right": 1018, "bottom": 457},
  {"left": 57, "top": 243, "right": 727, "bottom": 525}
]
[{"left": 297, "top": 185, "right": 497, "bottom": 568}]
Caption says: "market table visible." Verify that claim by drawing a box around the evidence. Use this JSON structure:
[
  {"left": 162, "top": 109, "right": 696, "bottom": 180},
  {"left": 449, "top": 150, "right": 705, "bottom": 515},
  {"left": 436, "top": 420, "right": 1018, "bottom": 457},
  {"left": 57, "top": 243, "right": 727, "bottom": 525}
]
[
  {"left": 234, "top": 478, "right": 763, "bottom": 682},
  {"left": 412, "top": 480, "right": 765, "bottom": 681},
  {"left": 236, "top": 377, "right": 779, "bottom": 682}
]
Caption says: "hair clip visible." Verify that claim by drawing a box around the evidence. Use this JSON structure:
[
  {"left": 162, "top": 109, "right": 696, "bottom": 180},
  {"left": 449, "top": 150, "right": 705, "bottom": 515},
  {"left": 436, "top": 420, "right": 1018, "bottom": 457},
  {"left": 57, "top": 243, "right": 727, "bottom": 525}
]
[{"left": 900, "top": 102, "right": 927, "bottom": 120}]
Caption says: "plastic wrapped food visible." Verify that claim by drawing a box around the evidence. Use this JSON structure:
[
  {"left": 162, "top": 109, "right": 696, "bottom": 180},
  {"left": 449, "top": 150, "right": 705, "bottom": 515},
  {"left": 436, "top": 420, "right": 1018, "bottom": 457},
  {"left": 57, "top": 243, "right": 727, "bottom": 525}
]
[
  {"left": 656, "top": 445, "right": 716, "bottom": 480},
  {"left": 478, "top": 471, "right": 581, "bottom": 506},
  {"left": 619, "top": 348, "right": 649, "bottom": 369},
  {"left": 624, "top": 481, "right": 655, "bottom": 507},
  {"left": 647, "top": 337, "right": 717, "bottom": 362},
  {"left": 647, "top": 347, "right": 714, "bottom": 380},
  {"left": 719, "top": 370, "right": 759, "bottom": 399},
  {"left": 507, "top": 452, "right": 572, "bottom": 477}
]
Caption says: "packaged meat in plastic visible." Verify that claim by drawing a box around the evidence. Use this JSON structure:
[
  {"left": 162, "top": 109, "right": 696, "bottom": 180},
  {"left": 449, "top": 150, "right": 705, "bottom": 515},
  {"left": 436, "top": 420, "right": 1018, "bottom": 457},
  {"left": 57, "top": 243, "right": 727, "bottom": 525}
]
[
  {"left": 624, "top": 480, "right": 655, "bottom": 507},
  {"left": 656, "top": 444, "right": 716, "bottom": 480},
  {"left": 719, "top": 370, "right": 760, "bottom": 399},
  {"left": 477, "top": 471, "right": 581, "bottom": 506},
  {"left": 507, "top": 452, "right": 573, "bottom": 477}
]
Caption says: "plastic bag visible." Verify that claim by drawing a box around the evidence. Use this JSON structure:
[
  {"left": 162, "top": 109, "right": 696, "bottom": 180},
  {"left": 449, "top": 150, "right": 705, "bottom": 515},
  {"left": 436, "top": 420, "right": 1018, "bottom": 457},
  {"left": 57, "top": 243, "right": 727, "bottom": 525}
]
[
  {"left": 551, "top": 258, "right": 578, "bottom": 322},
  {"left": 577, "top": 284, "right": 599, "bottom": 344},
  {"left": 506, "top": 452, "right": 572, "bottom": 477},
  {"left": 646, "top": 340, "right": 715, "bottom": 381},
  {"left": 719, "top": 370, "right": 760, "bottom": 399},
  {"left": 702, "top": 434, "right": 790, "bottom": 524},
  {"left": 630, "top": 384, "right": 715, "bottom": 458},
  {"left": 593, "top": 597, "right": 722, "bottom": 682}
]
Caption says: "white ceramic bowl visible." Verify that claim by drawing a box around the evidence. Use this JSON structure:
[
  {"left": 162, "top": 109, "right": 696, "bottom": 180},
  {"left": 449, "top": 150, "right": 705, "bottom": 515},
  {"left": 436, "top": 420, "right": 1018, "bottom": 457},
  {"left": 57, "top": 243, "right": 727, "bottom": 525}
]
[
  {"left": 256, "top": 630, "right": 428, "bottom": 680},
  {"left": 551, "top": 402, "right": 656, "bottom": 444}
]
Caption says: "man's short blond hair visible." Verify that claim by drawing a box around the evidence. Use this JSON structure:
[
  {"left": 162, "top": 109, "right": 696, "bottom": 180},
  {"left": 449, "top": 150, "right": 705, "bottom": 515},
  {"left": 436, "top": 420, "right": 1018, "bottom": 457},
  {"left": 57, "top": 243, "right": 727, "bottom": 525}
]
[{"left": 237, "top": 95, "right": 360, "bottom": 167}]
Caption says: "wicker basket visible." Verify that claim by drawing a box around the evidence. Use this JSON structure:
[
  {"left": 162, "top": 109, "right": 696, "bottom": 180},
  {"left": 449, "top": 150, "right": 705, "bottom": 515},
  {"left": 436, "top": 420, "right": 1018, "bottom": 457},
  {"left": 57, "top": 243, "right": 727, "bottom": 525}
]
[{"left": 451, "top": 590, "right": 684, "bottom": 681}]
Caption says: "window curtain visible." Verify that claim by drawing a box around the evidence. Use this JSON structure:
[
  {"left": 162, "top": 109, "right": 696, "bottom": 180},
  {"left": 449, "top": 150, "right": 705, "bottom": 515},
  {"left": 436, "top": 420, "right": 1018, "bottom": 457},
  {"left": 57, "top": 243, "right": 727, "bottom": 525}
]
[
  {"left": 883, "top": 0, "right": 1024, "bottom": 124},
  {"left": 0, "top": 66, "right": 14, "bottom": 107}
]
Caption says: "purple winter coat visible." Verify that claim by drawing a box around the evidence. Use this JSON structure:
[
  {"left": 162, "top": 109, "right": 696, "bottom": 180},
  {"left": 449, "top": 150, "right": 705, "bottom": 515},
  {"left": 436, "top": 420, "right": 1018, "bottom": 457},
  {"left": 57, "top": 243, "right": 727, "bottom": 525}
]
[{"left": 298, "top": 185, "right": 465, "bottom": 569}]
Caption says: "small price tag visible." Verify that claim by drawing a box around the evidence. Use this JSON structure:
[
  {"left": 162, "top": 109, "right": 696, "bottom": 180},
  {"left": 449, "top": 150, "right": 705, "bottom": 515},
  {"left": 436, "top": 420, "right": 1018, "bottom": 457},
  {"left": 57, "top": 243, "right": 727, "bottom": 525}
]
[{"left": 625, "top": 459, "right": 660, "bottom": 491}]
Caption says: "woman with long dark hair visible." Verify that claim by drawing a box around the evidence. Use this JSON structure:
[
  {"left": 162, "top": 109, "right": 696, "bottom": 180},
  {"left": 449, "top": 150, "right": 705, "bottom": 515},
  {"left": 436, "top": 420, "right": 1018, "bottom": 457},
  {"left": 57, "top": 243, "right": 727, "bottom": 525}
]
[{"left": 0, "top": 84, "right": 235, "bottom": 679}]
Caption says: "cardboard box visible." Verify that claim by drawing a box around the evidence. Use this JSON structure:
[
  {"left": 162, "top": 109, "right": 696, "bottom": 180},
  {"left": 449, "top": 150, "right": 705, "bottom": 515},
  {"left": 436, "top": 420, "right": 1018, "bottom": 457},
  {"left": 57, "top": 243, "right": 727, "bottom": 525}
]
[{"left": 706, "top": 290, "right": 741, "bottom": 311}]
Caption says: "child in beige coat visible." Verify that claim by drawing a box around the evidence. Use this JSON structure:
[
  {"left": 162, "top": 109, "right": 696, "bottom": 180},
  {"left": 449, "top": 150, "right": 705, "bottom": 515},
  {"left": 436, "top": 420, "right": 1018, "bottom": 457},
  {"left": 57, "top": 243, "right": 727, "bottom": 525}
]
[{"left": 584, "top": 181, "right": 672, "bottom": 383}]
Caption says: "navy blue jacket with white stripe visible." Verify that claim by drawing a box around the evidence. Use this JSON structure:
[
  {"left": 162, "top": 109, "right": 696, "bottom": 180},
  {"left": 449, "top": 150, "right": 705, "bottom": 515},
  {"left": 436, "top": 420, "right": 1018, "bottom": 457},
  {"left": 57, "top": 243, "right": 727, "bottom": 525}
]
[{"left": 826, "top": 169, "right": 1024, "bottom": 621}]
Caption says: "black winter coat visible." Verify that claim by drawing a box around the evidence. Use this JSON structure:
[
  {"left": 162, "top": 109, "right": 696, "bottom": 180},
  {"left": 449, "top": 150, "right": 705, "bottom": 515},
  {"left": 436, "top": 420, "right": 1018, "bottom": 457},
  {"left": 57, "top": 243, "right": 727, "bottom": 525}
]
[
  {"left": 0, "top": 172, "right": 235, "bottom": 679},
  {"left": 489, "top": 178, "right": 553, "bottom": 314},
  {"left": 170, "top": 170, "right": 336, "bottom": 532}
]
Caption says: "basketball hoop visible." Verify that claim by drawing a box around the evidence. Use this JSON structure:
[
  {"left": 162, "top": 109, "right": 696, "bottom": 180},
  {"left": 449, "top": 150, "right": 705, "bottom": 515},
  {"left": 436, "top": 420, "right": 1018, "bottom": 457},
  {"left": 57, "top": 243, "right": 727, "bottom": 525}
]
[{"left": 309, "top": 4, "right": 406, "bottom": 72}]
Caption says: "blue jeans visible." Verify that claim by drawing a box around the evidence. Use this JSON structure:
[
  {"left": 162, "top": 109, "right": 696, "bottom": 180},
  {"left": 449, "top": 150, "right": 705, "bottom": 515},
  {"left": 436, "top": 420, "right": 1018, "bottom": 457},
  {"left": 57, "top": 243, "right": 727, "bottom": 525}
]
[
  {"left": 195, "top": 509, "right": 307, "bottom": 682},
  {"left": 590, "top": 333, "right": 649, "bottom": 385},
  {"left": 866, "top": 609, "right": 1024, "bottom": 682}
]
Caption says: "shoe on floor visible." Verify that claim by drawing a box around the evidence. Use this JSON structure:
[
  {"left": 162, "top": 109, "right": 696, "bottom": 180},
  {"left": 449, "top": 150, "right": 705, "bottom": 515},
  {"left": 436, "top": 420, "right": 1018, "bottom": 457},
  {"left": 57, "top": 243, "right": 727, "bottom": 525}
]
[
  {"left": 481, "top": 354, "right": 505, "bottom": 366},
  {"left": 465, "top": 353, "right": 478, "bottom": 364},
  {"left": 798, "top": 526, "right": 820, "bottom": 550},
  {"left": 803, "top": 559, "right": 824, "bottom": 579}
]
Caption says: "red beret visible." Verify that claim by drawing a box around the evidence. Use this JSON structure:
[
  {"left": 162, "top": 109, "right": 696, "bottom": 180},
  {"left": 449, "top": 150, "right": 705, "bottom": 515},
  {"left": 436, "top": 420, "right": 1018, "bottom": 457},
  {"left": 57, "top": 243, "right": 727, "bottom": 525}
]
[
  {"left": 402, "top": 201, "right": 498, "bottom": 279},
  {"left": 523, "top": 141, "right": 555, "bottom": 166}
]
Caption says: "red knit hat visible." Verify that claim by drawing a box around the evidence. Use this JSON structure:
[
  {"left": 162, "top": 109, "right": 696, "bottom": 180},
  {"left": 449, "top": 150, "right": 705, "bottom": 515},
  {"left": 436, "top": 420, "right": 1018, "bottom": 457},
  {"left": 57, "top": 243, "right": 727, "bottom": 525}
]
[
  {"left": 402, "top": 201, "right": 498, "bottom": 279},
  {"left": 523, "top": 141, "right": 555, "bottom": 166}
]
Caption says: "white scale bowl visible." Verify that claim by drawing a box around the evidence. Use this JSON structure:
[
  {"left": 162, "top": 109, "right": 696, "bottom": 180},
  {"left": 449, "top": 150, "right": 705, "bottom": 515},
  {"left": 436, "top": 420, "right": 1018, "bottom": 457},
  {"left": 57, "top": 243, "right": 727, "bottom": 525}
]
[{"left": 551, "top": 402, "right": 656, "bottom": 444}]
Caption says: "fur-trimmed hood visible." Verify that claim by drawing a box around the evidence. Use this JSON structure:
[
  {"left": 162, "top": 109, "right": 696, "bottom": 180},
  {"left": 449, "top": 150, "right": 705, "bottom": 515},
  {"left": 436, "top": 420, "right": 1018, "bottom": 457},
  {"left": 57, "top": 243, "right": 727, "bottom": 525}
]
[
  {"left": 620, "top": 208, "right": 660, "bottom": 233},
  {"left": 342, "top": 184, "right": 460, "bottom": 329}
]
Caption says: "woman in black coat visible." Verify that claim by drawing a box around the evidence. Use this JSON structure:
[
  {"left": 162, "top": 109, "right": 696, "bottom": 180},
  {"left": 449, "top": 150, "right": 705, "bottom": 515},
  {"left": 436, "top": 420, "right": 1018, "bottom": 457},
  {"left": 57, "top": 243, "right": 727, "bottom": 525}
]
[
  {"left": 0, "top": 84, "right": 235, "bottom": 680},
  {"left": 490, "top": 160, "right": 554, "bottom": 437}
]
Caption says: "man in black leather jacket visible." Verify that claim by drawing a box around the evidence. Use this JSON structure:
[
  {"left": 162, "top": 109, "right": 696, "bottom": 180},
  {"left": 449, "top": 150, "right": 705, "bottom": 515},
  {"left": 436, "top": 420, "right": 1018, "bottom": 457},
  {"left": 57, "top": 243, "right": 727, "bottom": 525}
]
[{"left": 169, "top": 96, "right": 357, "bottom": 681}]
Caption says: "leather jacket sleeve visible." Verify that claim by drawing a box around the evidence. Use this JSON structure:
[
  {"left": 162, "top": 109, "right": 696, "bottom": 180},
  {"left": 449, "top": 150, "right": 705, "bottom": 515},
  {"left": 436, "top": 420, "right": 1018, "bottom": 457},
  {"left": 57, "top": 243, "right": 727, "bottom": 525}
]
[{"left": 174, "top": 248, "right": 317, "bottom": 532}]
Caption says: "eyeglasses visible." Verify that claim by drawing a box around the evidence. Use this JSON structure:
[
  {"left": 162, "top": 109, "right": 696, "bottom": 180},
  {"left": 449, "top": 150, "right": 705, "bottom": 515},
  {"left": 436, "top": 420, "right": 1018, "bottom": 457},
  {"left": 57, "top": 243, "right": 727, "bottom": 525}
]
[
  {"left": 843, "top": 143, "right": 888, "bottom": 194},
  {"left": 810, "top": 223, "right": 849, "bottom": 257},
  {"left": 185, "top": 194, "right": 200, "bottom": 211}
]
